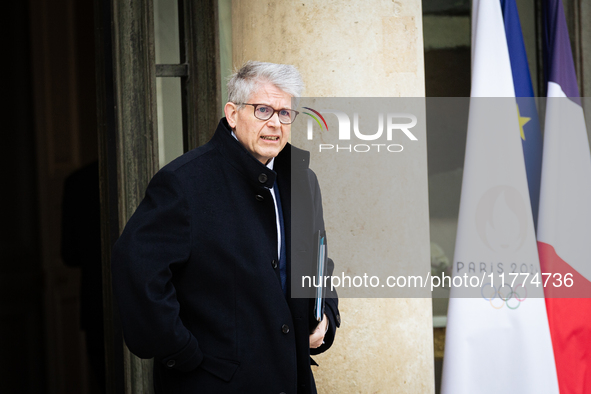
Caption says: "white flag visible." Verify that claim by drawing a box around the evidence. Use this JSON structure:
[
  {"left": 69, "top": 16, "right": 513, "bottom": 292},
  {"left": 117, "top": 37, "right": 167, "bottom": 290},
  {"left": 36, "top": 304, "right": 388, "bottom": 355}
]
[{"left": 440, "top": 1, "right": 559, "bottom": 393}]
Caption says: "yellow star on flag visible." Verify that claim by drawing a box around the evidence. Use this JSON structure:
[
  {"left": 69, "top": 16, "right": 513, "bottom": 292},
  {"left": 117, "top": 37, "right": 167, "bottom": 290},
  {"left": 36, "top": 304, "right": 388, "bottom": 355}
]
[{"left": 517, "top": 104, "right": 530, "bottom": 140}]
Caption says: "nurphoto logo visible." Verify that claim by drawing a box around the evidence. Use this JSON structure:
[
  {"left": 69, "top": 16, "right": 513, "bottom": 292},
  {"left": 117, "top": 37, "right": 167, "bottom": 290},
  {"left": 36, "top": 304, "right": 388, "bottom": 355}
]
[{"left": 302, "top": 107, "right": 419, "bottom": 153}]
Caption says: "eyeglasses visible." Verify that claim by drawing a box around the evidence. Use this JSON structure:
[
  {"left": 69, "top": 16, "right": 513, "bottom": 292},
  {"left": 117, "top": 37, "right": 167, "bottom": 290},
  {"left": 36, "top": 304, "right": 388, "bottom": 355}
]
[{"left": 239, "top": 103, "right": 299, "bottom": 124}]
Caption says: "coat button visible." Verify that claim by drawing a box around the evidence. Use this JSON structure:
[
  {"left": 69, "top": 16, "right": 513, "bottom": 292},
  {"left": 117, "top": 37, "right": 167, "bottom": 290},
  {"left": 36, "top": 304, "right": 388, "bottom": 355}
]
[
  {"left": 336, "top": 314, "right": 341, "bottom": 325},
  {"left": 272, "top": 259, "right": 278, "bottom": 269},
  {"left": 255, "top": 194, "right": 264, "bottom": 201},
  {"left": 166, "top": 359, "right": 175, "bottom": 368},
  {"left": 281, "top": 324, "right": 290, "bottom": 334},
  {"left": 258, "top": 173, "right": 268, "bottom": 183}
]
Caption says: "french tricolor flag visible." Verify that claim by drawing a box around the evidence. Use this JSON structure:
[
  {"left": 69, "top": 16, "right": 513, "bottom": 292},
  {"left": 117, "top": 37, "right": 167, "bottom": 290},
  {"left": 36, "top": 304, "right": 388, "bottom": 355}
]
[{"left": 538, "top": 0, "right": 591, "bottom": 391}]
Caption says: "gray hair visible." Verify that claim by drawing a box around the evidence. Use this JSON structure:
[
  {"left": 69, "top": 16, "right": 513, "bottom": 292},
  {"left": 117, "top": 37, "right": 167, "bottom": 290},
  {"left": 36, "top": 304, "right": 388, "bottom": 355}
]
[{"left": 227, "top": 61, "right": 304, "bottom": 109}]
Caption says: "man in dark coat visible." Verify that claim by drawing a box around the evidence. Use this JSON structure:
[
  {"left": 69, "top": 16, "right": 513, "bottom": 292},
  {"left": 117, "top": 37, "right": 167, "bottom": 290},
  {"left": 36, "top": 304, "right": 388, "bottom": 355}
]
[{"left": 111, "top": 61, "right": 340, "bottom": 393}]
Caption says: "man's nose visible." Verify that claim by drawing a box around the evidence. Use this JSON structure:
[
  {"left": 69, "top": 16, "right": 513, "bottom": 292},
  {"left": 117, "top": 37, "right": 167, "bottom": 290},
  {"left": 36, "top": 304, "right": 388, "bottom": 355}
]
[{"left": 266, "top": 111, "right": 281, "bottom": 127}]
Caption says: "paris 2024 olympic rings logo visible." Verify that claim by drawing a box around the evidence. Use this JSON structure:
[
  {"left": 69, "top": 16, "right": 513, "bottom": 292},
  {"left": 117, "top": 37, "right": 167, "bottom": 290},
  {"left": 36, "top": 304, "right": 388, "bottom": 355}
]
[{"left": 481, "top": 282, "right": 527, "bottom": 309}]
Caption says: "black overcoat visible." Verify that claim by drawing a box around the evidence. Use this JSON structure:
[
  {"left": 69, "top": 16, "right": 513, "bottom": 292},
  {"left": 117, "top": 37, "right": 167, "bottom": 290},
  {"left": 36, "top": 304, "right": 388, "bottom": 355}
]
[{"left": 111, "top": 118, "right": 340, "bottom": 393}]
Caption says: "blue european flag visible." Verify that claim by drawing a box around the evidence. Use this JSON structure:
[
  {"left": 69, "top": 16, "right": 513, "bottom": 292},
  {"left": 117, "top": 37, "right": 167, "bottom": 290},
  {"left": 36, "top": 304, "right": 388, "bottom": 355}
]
[{"left": 500, "top": 0, "right": 543, "bottom": 230}]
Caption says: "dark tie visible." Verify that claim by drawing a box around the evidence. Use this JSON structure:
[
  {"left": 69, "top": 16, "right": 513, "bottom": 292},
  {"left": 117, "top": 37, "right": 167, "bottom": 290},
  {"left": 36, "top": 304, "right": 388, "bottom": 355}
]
[{"left": 273, "top": 182, "right": 287, "bottom": 296}]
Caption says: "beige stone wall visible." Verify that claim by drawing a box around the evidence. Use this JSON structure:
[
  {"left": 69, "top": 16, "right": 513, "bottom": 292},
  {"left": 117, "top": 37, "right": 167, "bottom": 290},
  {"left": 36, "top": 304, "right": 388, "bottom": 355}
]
[
  {"left": 232, "top": 1, "right": 433, "bottom": 393},
  {"left": 232, "top": 0, "right": 425, "bottom": 97}
]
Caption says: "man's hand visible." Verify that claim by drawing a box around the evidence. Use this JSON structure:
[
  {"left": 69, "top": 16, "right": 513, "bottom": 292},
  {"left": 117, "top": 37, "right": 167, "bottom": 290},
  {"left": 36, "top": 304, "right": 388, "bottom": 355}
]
[{"left": 309, "top": 314, "right": 328, "bottom": 349}]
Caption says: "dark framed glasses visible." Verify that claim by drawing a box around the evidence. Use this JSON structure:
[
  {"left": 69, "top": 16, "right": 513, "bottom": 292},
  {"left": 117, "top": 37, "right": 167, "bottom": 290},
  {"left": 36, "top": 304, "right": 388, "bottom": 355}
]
[{"left": 240, "top": 103, "right": 299, "bottom": 124}]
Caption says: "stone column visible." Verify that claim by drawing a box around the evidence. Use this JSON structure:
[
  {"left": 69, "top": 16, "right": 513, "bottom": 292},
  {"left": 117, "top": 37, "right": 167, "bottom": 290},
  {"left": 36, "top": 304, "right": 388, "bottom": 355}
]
[{"left": 232, "top": 1, "right": 433, "bottom": 393}]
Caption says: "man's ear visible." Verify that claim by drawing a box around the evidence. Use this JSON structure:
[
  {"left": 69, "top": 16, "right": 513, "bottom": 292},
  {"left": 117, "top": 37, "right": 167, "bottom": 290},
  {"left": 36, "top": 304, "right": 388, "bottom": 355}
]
[{"left": 225, "top": 102, "right": 238, "bottom": 129}]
